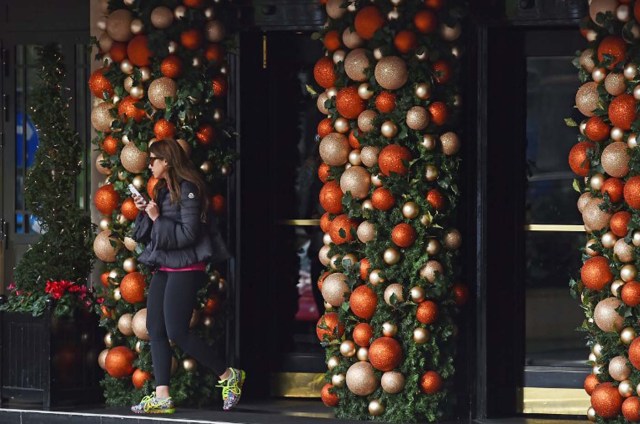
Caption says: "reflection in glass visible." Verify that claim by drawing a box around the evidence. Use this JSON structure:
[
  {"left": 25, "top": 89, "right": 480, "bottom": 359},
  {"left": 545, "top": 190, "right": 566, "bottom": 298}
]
[{"left": 525, "top": 57, "right": 587, "bottom": 368}]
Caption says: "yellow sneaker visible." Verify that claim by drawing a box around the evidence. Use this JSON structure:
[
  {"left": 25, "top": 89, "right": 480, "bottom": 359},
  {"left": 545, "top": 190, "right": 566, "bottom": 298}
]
[
  {"left": 130, "top": 393, "right": 175, "bottom": 414},
  {"left": 217, "top": 368, "right": 246, "bottom": 410}
]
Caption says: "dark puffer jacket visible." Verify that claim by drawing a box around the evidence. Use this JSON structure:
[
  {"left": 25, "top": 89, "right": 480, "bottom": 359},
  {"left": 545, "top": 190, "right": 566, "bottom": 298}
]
[{"left": 133, "top": 180, "right": 218, "bottom": 268}]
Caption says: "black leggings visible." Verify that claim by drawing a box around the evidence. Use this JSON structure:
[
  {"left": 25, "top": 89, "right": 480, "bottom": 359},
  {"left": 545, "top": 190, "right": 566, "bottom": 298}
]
[{"left": 146, "top": 270, "right": 226, "bottom": 386}]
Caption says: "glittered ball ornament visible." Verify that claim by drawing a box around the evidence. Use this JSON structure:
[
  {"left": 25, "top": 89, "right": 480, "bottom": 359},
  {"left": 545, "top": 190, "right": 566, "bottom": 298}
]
[
  {"left": 615, "top": 238, "right": 635, "bottom": 263},
  {"left": 95, "top": 154, "right": 111, "bottom": 175},
  {"left": 319, "top": 133, "right": 350, "bottom": 167},
  {"left": 89, "top": 68, "right": 114, "bottom": 98},
  {"left": 117, "top": 313, "right": 134, "bottom": 336},
  {"left": 368, "top": 337, "right": 402, "bottom": 372},
  {"left": 432, "top": 59, "right": 452, "bottom": 84},
  {"left": 416, "top": 300, "right": 439, "bottom": 324},
  {"left": 356, "top": 221, "right": 377, "bottom": 243},
  {"left": 575, "top": 82, "right": 600, "bottom": 117},
  {"left": 148, "top": 77, "right": 177, "bottom": 110},
  {"left": 336, "top": 86, "right": 366, "bottom": 119},
  {"left": 601, "top": 142, "right": 630, "bottom": 178},
  {"left": 584, "top": 116, "right": 610, "bottom": 142},
  {"left": 316, "top": 312, "right": 345, "bottom": 342},
  {"left": 609, "top": 93, "right": 637, "bottom": 130},
  {"left": 378, "top": 144, "right": 411, "bottom": 176},
  {"left": 106, "top": 9, "right": 134, "bottom": 42},
  {"left": 150, "top": 6, "right": 174, "bottom": 29},
  {"left": 132, "top": 369, "right": 152, "bottom": 389},
  {"left": 329, "top": 214, "right": 357, "bottom": 245},
  {"left": 105, "top": 346, "right": 136, "bottom": 378},
  {"left": 440, "top": 132, "right": 460, "bottom": 155},
  {"left": 350, "top": 285, "right": 378, "bottom": 319},
  {"left": 118, "top": 96, "right": 146, "bottom": 123},
  {"left": 598, "top": 35, "right": 627, "bottom": 69},
  {"left": 394, "top": 30, "right": 417, "bottom": 54},
  {"left": 357, "top": 109, "right": 377, "bottom": 133},
  {"left": 420, "top": 371, "right": 443, "bottom": 394},
  {"left": 91, "top": 102, "right": 115, "bottom": 132},
  {"left": 383, "top": 283, "right": 404, "bottom": 305},
  {"left": 120, "top": 142, "right": 148, "bottom": 174},
  {"left": 160, "top": 55, "right": 183, "bottom": 79},
  {"left": 624, "top": 176, "right": 640, "bottom": 208},
  {"left": 582, "top": 198, "right": 611, "bottom": 231},
  {"left": 581, "top": 256, "right": 613, "bottom": 291},
  {"left": 340, "top": 166, "right": 371, "bottom": 199},
  {"left": 371, "top": 187, "right": 395, "bottom": 210},
  {"left": 346, "top": 361, "right": 378, "bottom": 396},
  {"left": 314, "top": 57, "right": 336, "bottom": 89},
  {"left": 406, "top": 106, "right": 429, "bottom": 130},
  {"left": 585, "top": 374, "right": 600, "bottom": 395},
  {"left": 605, "top": 72, "right": 627, "bottom": 96},
  {"left": 132, "top": 308, "right": 150, "bottom": 340},
  {"left": 591, "top": 382, "right": 623, "bottom": 418},
  {"left": 609, "top": 355, "right": 632, "bottom": 381},
  {"left": 622, "top": 281, "right": 640, "bottom": 306},
  {"left": 391, "top": 223, "right": 417, "bottom": 248},
  {"left": 126, "top": 35, "right": 152, "bottom": 67},
  {"left": 353, "top": 322, "right": 373, "bottom": 347},
  {"left": 594, "top": 297, "right": 624, "bottom": 333},
  {"left": 120, "top": 198, "right": 139, "bottom": 221},
  {"left": 153, "top": 119, "right": 176, "bottom": 140},
  {"left": 325, "top": 0, "right": 346, "bottom": 19},
  {"left": 375, "top": 91, "right": 396, "bottom": 113},
  {"left": 360, "top": 146, "right": 380, "bottom": 168},
  {"left": 428, "top": 102, "right": 448, "bottom": 126},
  {"left": 344, "top": 48, "right": 371, "bottom": 82},
  {"left": 120, "top": 272, "right": 146, "bottom": 304},
  {"left": 374, "top": 56, "right": 408, "bottom": 90},
  {"left": 381, "top": 371, "right": 405, "bottom": 394},
  {"left": 321, "top": 383, "right": 339, "bottom": 407},
  {"left": 354, "top": 6, "right": 385, "bottom": 40},
  {"left": 579, "top": 49, "right": 596, "bottom": 72},
  {"left": 94, "top": 184, "right": 120, "bottom": 215}
]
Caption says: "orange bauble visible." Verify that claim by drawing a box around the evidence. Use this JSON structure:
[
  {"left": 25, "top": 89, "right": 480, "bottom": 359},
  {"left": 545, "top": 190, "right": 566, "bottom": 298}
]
[
  {"left": 353, "top": 322, "right": 374, "bottom": 347},
  {"left": 426, "top": 189, "right": 446, "bottom": 211},
  {"left": 320, "top": 212, "right": 333, "bottom": 232},
  {"left": 196, "top": 123, "right": 216, "bottom": 146},
  {"left": 183, "top": 0, "right": 205, "bottom": 7},
  {"left": 147, "top": 176, "right": 159, "bottom": 198},
  {"left": 391, "top": 223, "right": 417, "bottom": 248},
  {"left": 622, "top": 281, "right": 640, "bottom": 306},
  {"left": 314, "top": 57, "right": 337, "bottom": 89},
  {"left": 101, "top": 135, "right": 120, "bottom": 156},
  {"left": 94, "top": 184, "right": 120, "bottom": 215},
  {"left": 420, "top": 370, "right": 443, "bottom": 394},
  {"left": 428, "top": 101, "right": 448, "bottom": 126},
  {"left": 584, "top": 116, "right": 610, "bottom": 142},
  {"left": 120, "top": 272, "right": 147, "bottom": 304},
  {"left": 375, "top": 91, "right": 397, "bottom": 113},
  {"left": 359, "top": 258, "right": 371, "bottom": 281},
  {"left": 160, "top": 55, "right": 183, "bottom": 78},
  {"left": 101, "top": 305, "right": 113, "bottom": 319},
  {"left": 584, "top": 374, "right": 600, "bottom": 395},
  {"left": 109, "top": 42, "right": 128, "bottom": 62},
  {"left": 425, "top": 0, "right": 444, "bottom": 9},
  {"left": 154, "top": 119, "right": 176, "bottom": 140},
  {"left": 414, "top": 9, "right": 438, "bottom": 33},
  {"left": 127, "top": 35, "right": 152, "bottom": 67},
  {"left": 350, "top": 285, "right": 378, "bottom": 319},
  {"left": 121, "top": 198, "right": 139, "bottom": 221},
  {"left": 211, "top": 194, "right": 226, "bottom": 215},
  {"left": 318, "top": 162, "right": 331, "bottom": 183},
  {"left": 205, "top": 43, "right": 225, "bottom": 62},
  {"left": 371, "top": 187, "right": 395, "bottom": 211},
  {"left": 318, "top": 118, "right": 334, "bottom": 138},
  {"left": 320, "top": 181, "right": 344, "bottom": 214},
  {"left": 417, "top": 300, "right": 439, "bottom": 324},
  {"left": 452, "top": 283, "right": 469, "bottom": 306},
  {"left": 317, "top": 271, "right": 330, "bottom": 292},
  {"left": 609, "top": 93, "right": 636, "bottom": 130},
  {"left": 597, "top": 36, "right": 627, "bottom": 69},
  {"left": 100, "top": 271, "right": 110, "bottom": 288},
  {"left": 316, "top": 312, "right": 345, "bottom": 341},
  {"left": 369, "top": 337, "right": 402, "bottom": 371},
  {"left": 118, "top": 96, "right": 146, "bottom": 123},
  {"left": 105, "top": 346, "right": 136, "bottom": 378},
  {"left": 212, "top": 76, "right": 228, "bottom": 97},
  {"left": 321, "top": 383, "right": 339, "bottom": 407},
  {"left": 329, "top": 214, "right": 358, "bottom": 245},
  {"left": 323, "top": 30, "right": 341, "bottom": 52},
  {"left": 610, "top": 211, "right": 631, "bottom": 237},
  {"left": 432, "top": 60, "right": 452, "bottom": 84},
  {"left": 203, "top": 295, "right": 221, "bottom": 315},
  {"left": 601, "top": 178, "right": 624, "bottom": 203},
  {"left": 336, "top": 86, "right": 366, "bottom": 119},
  {"left": 89, "top": 68, "right": 113, "bottom": 98},
  {"left": 623, "top": 397, "right": 640, "bottom": 422},
  {"left": 394, "top": 30, "right": 417, "bottom": 54},
  {"left": 624, "top": 175, "right": 640, "bottom": 208},
  {"left": 354, "top": 6, "right": 385, "bottom": 40},
  {"left": 132, "top": 369, "right": 152, "bottom": 389},
  {"left": 348, "top": 130, "right": 361, "bottom": 149},
  {"left": 568, "top": 141, "right": 594, "bottom": 177},
  {"left": 378, "top": 144, "right": 412, "bottom": 176},
  {"left": 580, "top": 256, "right": 613, "bottom": 291},
  {"left": 630, "top": 338, "right": 640, "bottom": 369},
  {"left": 591, "top": 382, "right": 623, "bottom": 418},
  {"left": 181, "top": 29, "right": 203, "bottom": 50}
]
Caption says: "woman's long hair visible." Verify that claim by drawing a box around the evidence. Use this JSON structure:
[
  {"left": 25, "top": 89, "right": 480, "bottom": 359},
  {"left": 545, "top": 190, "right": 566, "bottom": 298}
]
[{"left": 149, "top": 139, "right": 209, "bottom": 221}]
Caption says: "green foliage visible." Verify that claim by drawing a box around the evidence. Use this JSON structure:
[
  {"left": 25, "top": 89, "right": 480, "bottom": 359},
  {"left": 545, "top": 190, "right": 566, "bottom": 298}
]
[{"left": 0, "top": 44, "right": 93, "bottom": 318}]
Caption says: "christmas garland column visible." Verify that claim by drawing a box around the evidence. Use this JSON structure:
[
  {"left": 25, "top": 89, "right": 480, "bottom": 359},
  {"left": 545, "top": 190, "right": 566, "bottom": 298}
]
[
  {"left": 571, "top": 1, "right": 640, "bottom": 421},
  {"left": 313, "top": 0, "right": 467, "bottom": 422},
  {"left": 89, "top": 0, "right": 235, "bottom": 406}
]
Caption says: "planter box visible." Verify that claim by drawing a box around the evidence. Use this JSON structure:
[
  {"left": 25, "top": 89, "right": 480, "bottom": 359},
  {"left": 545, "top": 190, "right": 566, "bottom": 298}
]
[{"left": 0, "top": 301, "right": 104, "bottom": 408}]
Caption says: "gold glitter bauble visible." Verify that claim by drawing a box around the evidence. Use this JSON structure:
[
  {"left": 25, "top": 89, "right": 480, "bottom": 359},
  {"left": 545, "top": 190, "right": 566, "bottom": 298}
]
[
  {"left": 440, "top": 131, "right": 460, "bottom": 155},
  {"left": 150, "top": 6, "right": 174, "bottom": 29},
  {"left": 205, "top": 20, "right": 226, "bottom": 42},
  {"left": 374, "top": 56, "right": 408, "bottom": 90},
  {"left": 98, "top": 349, "right": 109, "bottom": 370},
  {"left": 106, "top": 9, "right": 133, "bottom": 42},
  {"left": 91, "top": 102, "right": 115, "bottom": 132},
  {"left": 601, "top": 141, "right": 630, "bottom": 178},
  {"left": 357, "top": 109, "right": 377, "bottom": 133},
  {"left": 360, "top": 146, "right": 379, "bottom": 167},
  {"left": 579, "top": 49, "right": 596, "bottom": 72},
  {"left": 120, "top": 142, "right": 148, "bottom": 174},
  {"left": 124, "top": 236, "right": 137, "bottom": 252},
  {"left": 609, "top": 355, "right": 632, "bottom": 381},
  {"left": 444, "top": 229, "right": 462, "bottom": 250},
  {"left": 420, "top": 260, "right": 444, "bottom": 283},
  {"left": 344, "top": 48, "right": 370, "bottom": 82},
  {"left": 577, "top": 192, "right": 593, "bottom": 213},
  {"left": 319, "top": 133, "right": 350, "bottom": 166},
  {"left": 582, "top": 198, "right": 611, "bottom": 231},
  {"left": 576, "top": 82, "right": 599, "bottom": 117},
  {"left": 148, "top": 77, "right": 177, "bottom": 109},
  {"left": 340, "top": 165, "right": 371, "bottom": 199},
  {"left": 117, "top": 313, "right": 134, "bottom": 336},
  {"left": 383, "top": 283, "right": 404, "bottom": 305},
  {"left": 590, "top": 0, "right": 619, "bottom": 26},
  {"left": 94, "top": 230, "right": 120, "bottom": 262},
  {"left": 321, "top": 273, "right": 350, "bottom": 307},
  {"left": 594, "top": 297, "right": 624, "bottom": 333},
  {"left": 342, "top": 27, "right": 363, "bottom": 49},
  {"left": 132, "top": 308, "right": 150, "bottom": 341},
  {"left": 381, "top": 371, "right": 405, "bottom": 394},
  {"left": 605, "top": 73, "right": 627, "bottom": 96},
  {"left": 96, "top": 154, "right": 112, "bottom": 175},
  {"left": 356, "top": 221, "right": 376, "bottom": 243},
  {"left": 326, "top": 0, "right": 347, "bottom": 19},
  {"left": 614, "top": 238, "right": 635, "bottom": 263},
  {"left": 369, "top": 337, "right": 402, "bottom": 371},
  {"left": 345, "top": 361, "right": 378, "bottom": 396},
  {"left": 406, "top": 106, "right": 429, "bottom": 130}
]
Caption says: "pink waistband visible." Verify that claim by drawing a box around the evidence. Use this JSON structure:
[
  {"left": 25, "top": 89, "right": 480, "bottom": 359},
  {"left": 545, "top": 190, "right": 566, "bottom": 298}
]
[{"left": 159, "top": 262, "right": 207, "bottom": 272}]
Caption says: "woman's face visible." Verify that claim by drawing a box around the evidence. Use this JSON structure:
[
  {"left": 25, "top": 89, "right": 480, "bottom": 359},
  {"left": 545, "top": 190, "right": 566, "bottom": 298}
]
[{"left": 149, "top": 153, "right": 169, "bottom": 179}]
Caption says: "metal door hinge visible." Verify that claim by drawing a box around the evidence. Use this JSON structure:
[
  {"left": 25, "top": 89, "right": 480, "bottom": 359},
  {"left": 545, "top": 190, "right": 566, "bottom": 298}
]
[{"left": 262, "top": 34, "right": 268, "bottom": 69}]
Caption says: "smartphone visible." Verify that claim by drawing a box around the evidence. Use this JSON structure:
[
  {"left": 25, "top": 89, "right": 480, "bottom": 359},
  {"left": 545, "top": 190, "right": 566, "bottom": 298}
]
[{"left": 128, "top": 184, "right": 148, "bottom": 204}]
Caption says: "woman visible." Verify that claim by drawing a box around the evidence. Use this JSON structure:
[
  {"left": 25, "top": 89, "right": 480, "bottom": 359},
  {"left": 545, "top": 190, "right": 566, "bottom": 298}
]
[{"left": 129, "top": 139, "right": 244, "bottom": 414}]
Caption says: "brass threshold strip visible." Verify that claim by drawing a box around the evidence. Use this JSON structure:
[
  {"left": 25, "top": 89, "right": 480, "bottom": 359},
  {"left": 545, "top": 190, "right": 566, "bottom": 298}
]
[
  {"left": 526, "top": 224, "right": 585, "bottom": 232},
  {"left": 277, "top": 219, "right": 321, "bottom": 226}
]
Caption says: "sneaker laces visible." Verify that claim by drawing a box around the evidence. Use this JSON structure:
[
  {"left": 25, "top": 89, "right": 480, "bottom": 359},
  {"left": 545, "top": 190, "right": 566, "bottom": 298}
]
[{"left": 216, "top": 369, "right": 241, "bottom": 399}]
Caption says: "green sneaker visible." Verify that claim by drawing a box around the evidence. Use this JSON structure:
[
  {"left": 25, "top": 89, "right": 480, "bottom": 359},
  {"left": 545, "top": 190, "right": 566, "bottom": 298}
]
[
  {"left": 217, "top": 368, "right": 246, "bottom": 410},
  {"left": 130, "top": 393, "right": 175, "bottom": 414}
]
